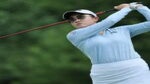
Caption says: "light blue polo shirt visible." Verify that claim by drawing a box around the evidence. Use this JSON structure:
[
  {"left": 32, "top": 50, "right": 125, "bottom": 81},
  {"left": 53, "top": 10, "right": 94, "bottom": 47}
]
[{"left": 67, "top": 6, "right": 150, "bottom": 64}]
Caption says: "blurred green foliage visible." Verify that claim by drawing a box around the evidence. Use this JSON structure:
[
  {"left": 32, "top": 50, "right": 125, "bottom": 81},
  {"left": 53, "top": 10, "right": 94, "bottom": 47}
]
[{"left": 0, "top": 0, "right": 149, "bottom": 84}]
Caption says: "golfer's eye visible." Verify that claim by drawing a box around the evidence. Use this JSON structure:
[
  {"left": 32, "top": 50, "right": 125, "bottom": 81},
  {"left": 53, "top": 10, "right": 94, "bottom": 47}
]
[
  {"left": 76, "top": 15, "right": 85, "bottom": 19},
  {"left": 68, "top": 14, "right": 89, "bottom": 23}
]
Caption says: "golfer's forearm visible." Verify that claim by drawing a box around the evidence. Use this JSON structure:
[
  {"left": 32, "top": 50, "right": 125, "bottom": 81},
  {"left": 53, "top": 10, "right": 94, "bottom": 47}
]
[
  {"left": 137, "top": 6, "right": 150, "bottom": 21},
  {"left": 104, "top": 7, "right": 132, "bottom": 23}
]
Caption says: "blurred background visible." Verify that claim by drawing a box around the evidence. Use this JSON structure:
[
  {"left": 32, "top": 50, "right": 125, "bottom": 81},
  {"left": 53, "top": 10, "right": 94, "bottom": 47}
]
[{"left": 0, "top": 0, "right": 149, "bottom": 84}]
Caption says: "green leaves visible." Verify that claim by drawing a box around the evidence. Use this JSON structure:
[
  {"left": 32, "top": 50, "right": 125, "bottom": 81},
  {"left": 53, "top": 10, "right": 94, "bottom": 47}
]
[{"left": 0, "top": 0, "right": 149, "bottom": 84}]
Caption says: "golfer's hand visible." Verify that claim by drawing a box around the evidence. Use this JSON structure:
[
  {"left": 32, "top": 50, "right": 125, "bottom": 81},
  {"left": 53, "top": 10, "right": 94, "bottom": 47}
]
[{"left": 114, "top": 4, "right": 130, "bottom": 10}]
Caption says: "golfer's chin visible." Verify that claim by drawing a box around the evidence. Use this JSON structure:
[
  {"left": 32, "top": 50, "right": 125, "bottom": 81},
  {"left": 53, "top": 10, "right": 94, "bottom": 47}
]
[
  {"left": 75, "top": 25, "right": 89, "bottom": 29},
  {"left": 75, "top": 23, "right": 96, "bottom": 28}
]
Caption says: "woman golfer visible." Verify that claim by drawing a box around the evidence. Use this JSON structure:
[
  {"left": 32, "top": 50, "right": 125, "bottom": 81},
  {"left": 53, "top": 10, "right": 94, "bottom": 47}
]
[{"left": 63, "top": 2, "right": 150, "bottom": 84}]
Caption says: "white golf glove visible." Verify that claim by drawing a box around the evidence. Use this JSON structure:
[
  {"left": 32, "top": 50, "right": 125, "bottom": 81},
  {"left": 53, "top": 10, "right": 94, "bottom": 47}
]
[{"left": 129, "top": 2, "right": 143, "bottom": 10}]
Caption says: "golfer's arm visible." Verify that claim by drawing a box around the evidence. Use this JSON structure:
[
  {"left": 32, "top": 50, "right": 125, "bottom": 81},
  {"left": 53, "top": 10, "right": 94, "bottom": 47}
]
[
  {"left": 124, "top": 21, "right": 150, "bottom": 37},
  {"left": 67, "top": 7, "right": 132, "bottom": 46},
  {"left": 137, "top": 6, "right": 150, "bottom": 21}
]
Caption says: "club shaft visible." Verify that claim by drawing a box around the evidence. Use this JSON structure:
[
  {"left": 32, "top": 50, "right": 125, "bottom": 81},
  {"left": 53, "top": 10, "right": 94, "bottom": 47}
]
[{"left": 0, "top": 9, "right": 116, "bottom": 39}]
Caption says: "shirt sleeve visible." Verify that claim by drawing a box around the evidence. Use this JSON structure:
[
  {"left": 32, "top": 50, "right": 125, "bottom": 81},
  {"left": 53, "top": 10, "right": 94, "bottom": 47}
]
[
  {"left": 137, "top": 6, "right": 150, "bottom": 21},
  {"left": 67, "top": 7, "right": 132, "bottom": 46},
  {"left": 122, "top": 21, "right": 150, "bottom": 37}
]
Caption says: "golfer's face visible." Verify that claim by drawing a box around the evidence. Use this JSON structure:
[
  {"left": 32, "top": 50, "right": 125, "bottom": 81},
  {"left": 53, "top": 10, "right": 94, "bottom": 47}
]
[{"left": 69, "top": 14, "right": 98, "bottom": 28}]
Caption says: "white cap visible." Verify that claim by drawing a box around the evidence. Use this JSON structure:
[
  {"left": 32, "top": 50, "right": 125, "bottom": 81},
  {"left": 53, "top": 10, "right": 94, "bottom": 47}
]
[{"left": 62, "top": 9, "right": 97, "bottom": 20}]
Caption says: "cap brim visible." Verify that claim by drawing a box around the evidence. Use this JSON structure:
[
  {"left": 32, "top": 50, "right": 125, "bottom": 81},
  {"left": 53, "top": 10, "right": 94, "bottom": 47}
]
[{"left": 63, "top": 11, "right": 82, "bottom": 20}]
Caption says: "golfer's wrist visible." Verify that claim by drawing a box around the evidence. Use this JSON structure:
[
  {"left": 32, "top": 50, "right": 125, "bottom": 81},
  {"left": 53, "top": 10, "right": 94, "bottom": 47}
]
[{"left": 129, "top": 2, "right": 144, "bottom": 10}]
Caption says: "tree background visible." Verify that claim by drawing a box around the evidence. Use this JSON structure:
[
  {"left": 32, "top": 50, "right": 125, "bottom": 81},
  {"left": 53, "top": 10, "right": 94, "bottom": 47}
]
[{"left": 0, "top": 0, "right": 149, "bottom": 84}]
